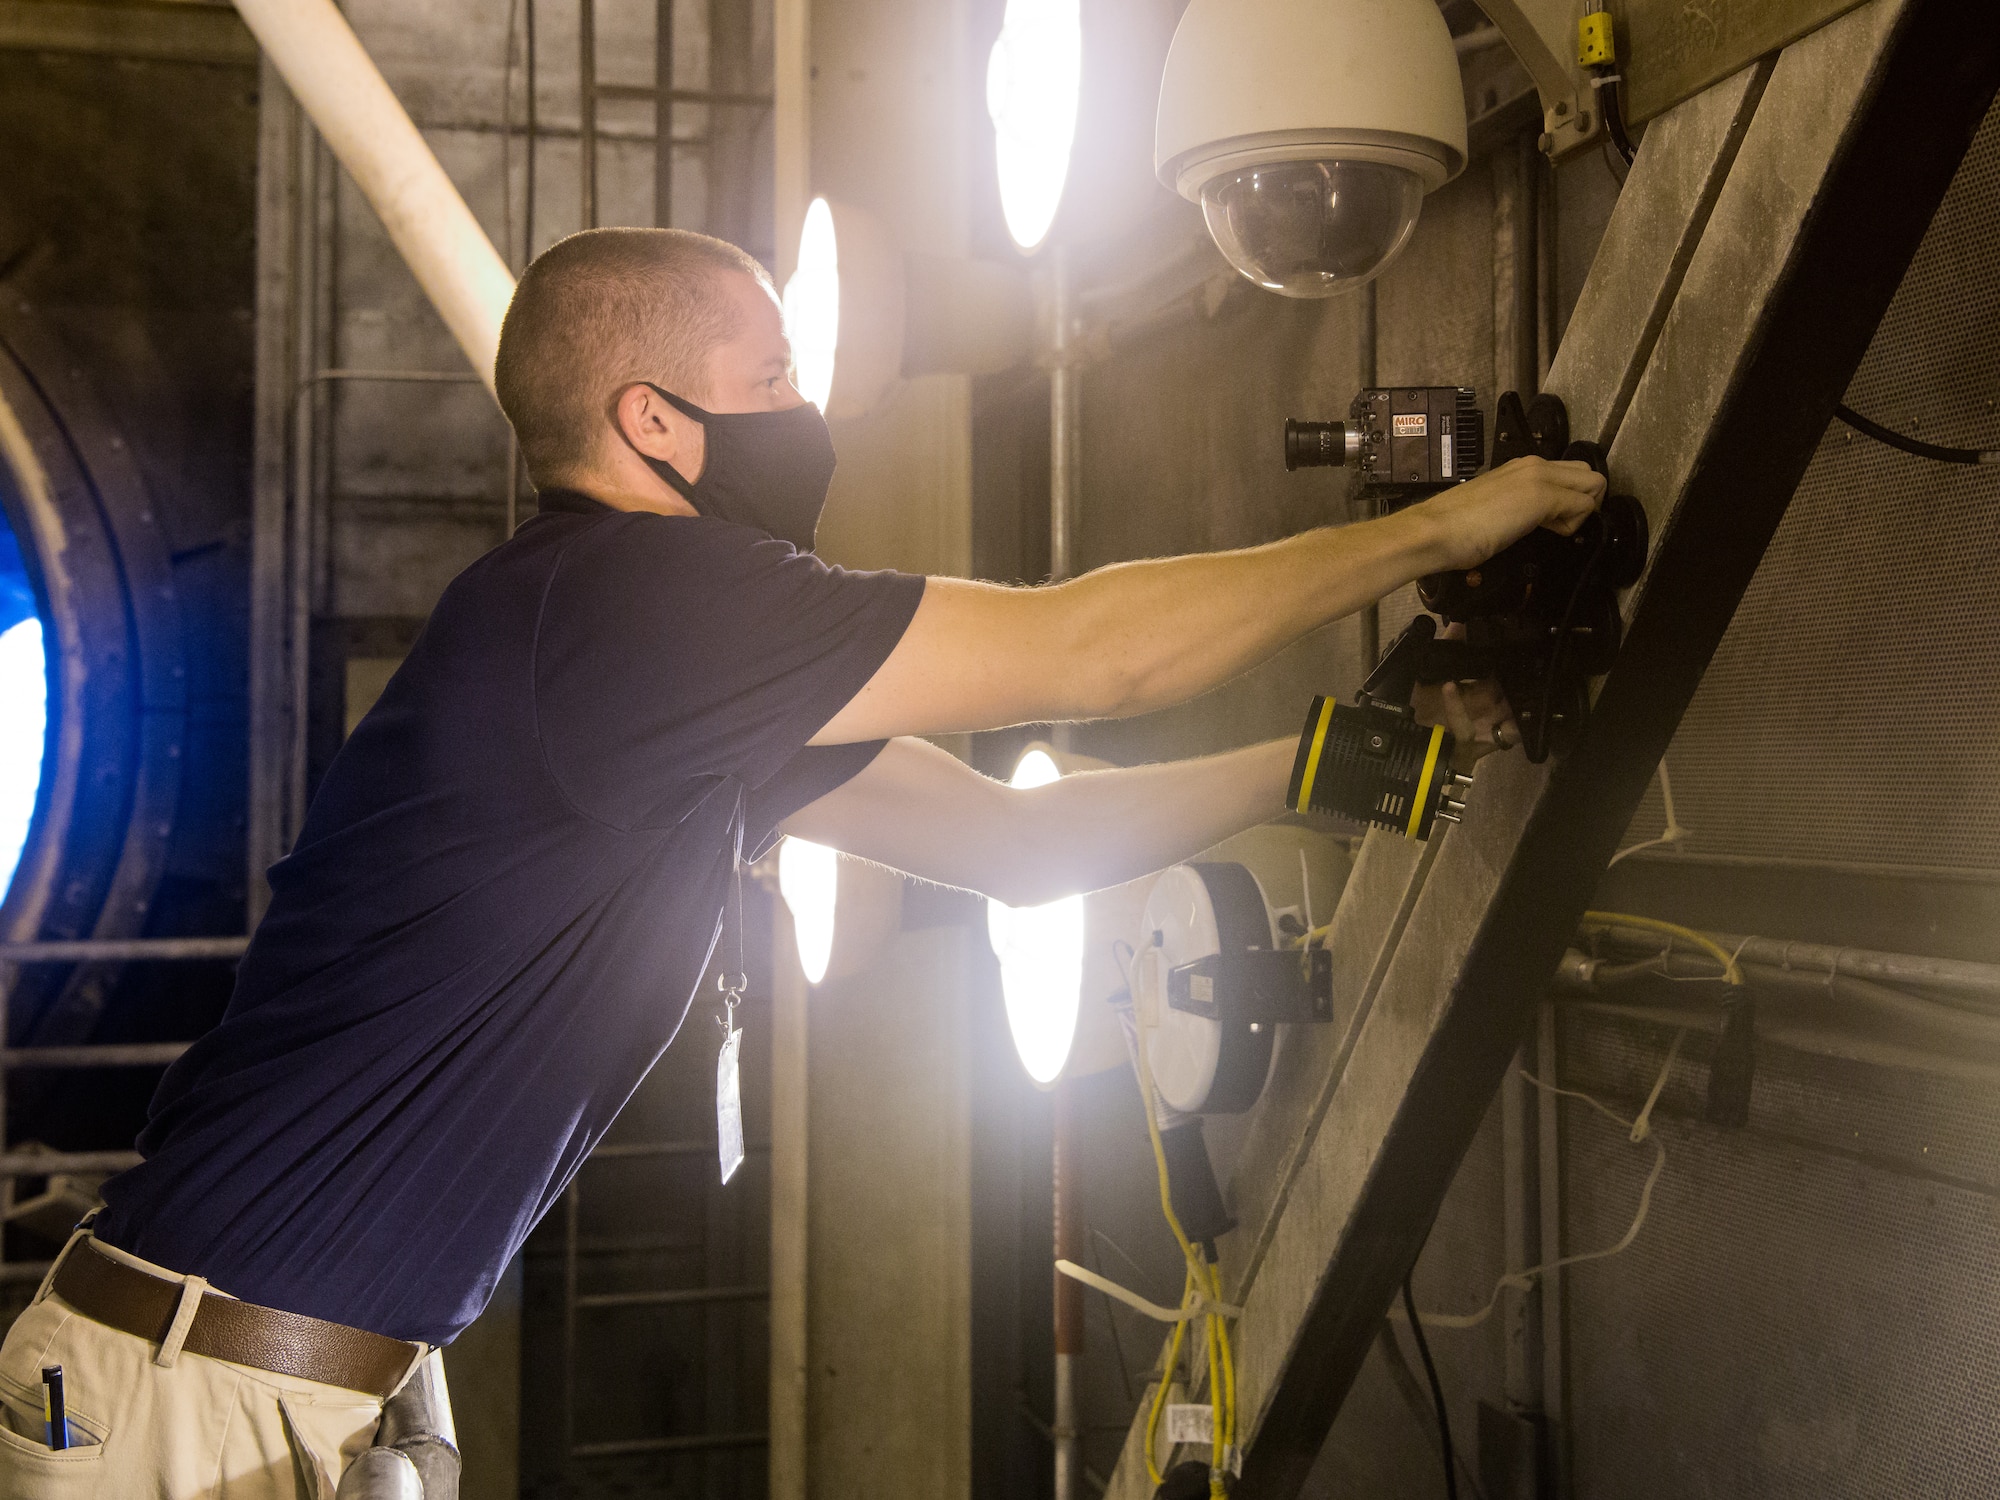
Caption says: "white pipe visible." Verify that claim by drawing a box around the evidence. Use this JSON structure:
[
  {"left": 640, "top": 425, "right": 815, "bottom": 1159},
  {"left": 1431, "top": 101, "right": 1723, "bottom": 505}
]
[{"left": 233, "top": 0, "right": 516, "bottom": 396}]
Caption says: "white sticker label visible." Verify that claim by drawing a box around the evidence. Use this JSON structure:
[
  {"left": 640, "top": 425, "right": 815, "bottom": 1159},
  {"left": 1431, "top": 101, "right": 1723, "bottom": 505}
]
[
  {"left": 1166, "top": 1403, "right": 1216, "bottom": 1446},
  {"left": 1442, "top": 431, "right": 1455, "bottom": 474},
  {"left": 1392, "top": 413, "right": 1429, "bottom": 437},
  {"left": 717, "top": 1024, "right": 745, "bottom": 1184}
]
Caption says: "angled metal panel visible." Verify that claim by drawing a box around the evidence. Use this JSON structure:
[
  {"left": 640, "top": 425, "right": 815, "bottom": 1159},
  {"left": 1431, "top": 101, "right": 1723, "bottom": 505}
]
[
  {"left": 1236, "top": 2, "right": 2000, "bottom": 1493},
  {"left": 1102, "top": 1, "right": 2000, "bottom": 1495}
]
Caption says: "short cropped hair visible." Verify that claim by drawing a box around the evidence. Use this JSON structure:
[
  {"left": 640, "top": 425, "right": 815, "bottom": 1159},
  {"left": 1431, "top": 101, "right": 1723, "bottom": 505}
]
[{"left": 495, "top": 227, "right": 772, "bottom": 486}]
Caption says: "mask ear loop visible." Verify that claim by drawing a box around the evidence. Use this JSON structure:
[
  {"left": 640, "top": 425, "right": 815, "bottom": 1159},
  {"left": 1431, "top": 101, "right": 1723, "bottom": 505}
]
[{"left": 615, "top": 382, "right": 705, "bottom": 500}]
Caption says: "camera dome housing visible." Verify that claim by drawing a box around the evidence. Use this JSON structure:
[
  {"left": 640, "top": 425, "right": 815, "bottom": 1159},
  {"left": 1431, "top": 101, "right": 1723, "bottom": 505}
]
[{"left": 1156, "top": 0, "right": 1467, "bottom": 298}]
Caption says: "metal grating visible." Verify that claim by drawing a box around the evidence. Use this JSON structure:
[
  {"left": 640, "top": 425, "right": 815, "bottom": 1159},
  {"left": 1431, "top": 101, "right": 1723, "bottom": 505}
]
[
  {"left": 1557, "top": 1010, "right": 2000, "bottom": 1497},
  {"left": 1618, "top": 96, "right": 2000, "bottom": 875}
]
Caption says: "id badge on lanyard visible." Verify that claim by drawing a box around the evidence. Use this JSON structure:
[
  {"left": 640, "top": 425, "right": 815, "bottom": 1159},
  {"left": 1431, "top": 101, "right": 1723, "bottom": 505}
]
[{"left": 716, "top": 803, "right": 748, "bottom": 1185}]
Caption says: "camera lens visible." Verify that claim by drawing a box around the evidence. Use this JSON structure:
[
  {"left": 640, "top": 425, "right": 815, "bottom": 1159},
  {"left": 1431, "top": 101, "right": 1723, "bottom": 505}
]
[
  {"left": 1201, "top": 160, "right": 1424, "bottom": 299},
  {"left": 1284, "top": 420, "right": 1348, "bottom": 471}
]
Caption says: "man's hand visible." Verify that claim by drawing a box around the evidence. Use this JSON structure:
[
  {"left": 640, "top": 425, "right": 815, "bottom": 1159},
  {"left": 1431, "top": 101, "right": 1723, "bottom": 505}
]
[
  {"left": 1413, "top": 678, "right": 1517, "bottom": 770},
  {"left": 1414, "top": 456, "right": 1606, "bottom": 572}
]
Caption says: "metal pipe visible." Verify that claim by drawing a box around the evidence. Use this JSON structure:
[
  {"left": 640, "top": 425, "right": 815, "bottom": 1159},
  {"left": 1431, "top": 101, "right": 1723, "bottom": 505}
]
[
  {"left": 573, "top": 1432, "right": 768, "bottom": 1458},
  {"left": 1, "top": 1045, "right": 190, "bottom": 1068},
  {"left": 574, "top": 1284, "right": 769, "bottom": 1310},
  {"left": 654, "top": 0, "right": 674, "bottom": 227},
  {"left": 587, "top": 1139, "right": 769, "bottom": 1160},
  {"left": 1356, "top": 281, "right": 1379, "bottom": 669},
  {"left": 1049, "top": 245, "right": 1078, "bottom": 585},
  {"left": 0, "top": 937, "right": 246, "bottom": 962},
  {"left": 579, "top": 0, "right": 597, "bottom": 230},
  {"left": 561, "top": 1179, "right": 579, "bottom": 1456},
  {"left": 0, "top": 1151, "right": 142, "bottom": 1176},
  {"left": 1581, "top": 924, "right": 2000, "bottom": 1002},
  {"left": 230, "top": 0, "right": 516, "bottom": 393},
  {"left": 1052, "top": 1077, "right": 1082, "bottom": 1500},
  {"left": 606, "top": 83, "right": 774, "bottom": 106}
]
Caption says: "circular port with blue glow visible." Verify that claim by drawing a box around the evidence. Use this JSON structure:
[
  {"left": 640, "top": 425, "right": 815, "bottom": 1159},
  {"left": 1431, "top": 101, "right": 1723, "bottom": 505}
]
[{"left": 0, "top": 505, "right": 47, "bottom": 905}]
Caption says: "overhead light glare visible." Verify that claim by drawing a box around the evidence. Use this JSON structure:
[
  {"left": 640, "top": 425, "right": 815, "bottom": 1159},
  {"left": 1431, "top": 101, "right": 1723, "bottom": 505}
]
[
  {"left": 782, "top": 197, "right": 840, "bottom": 411},
  {"left": 986, "top": 748, "right": 1085, "bottom": 1084},
  {"left": 986, "top": 0, "right": 1082, "bottom": 251},
  {"left": 778, "top": 835, "right": 839, "bottom": 985}
]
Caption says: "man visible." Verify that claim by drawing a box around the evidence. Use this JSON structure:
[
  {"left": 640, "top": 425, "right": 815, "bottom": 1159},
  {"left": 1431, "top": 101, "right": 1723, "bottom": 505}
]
[{"left": 0, "top": 228, "right": 1601, "bottom": 1494}]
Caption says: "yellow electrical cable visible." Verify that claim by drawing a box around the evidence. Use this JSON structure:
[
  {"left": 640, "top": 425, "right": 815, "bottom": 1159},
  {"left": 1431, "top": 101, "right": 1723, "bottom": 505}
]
[
  {"left": 1142, "top": 1277, "right": 1192, "bottom": 1486},
  {"left": 1581, "top": 910, "right": 1744, "bottom": 984},
  {"left": 1132, "top": 962, "right": 1238, "bottom": 1494}
]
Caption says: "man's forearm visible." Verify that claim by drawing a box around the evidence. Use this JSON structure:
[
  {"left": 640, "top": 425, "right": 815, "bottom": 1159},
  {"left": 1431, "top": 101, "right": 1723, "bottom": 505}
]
[
  {"left": 1050, "top": 506, "right": 1450, "bottom": 720},
  {"left": 784, "top": 736, "right": 1296, "bottom": 907},
  {"left": 1007, "top": 738, "right": 1296, "bottom": 901}
]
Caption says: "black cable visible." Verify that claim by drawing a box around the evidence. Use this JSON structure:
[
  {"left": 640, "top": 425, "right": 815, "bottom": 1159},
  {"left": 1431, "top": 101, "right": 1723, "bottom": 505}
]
[
  {"left": 1402, "top": 1274, "right": 1459, "bottom": 1500},
  {"left": 1833, "top": 403, "right": 2000, "bottom": 465},
  {"left": 1595, "top": 70, "right": 1637, "bottom": 166},
  {"left": 1588, "top": 66, "right": 1993, "bottom": 471}
]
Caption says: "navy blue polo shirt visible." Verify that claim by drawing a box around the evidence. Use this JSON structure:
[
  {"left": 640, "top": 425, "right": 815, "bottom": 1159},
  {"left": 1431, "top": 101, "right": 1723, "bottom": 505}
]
[{"left": 95, "top": 491, "right": 924, "bottom": 1345}]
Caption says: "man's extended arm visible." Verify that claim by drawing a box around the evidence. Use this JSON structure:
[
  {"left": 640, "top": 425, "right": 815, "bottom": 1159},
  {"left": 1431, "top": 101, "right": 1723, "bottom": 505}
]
[
  {"left": 786, "top": 692, "right": 1511, "bottom": 905},
  {"left": 810, "top": 456, "right": 1604, "bottom": 745},
  {"left": 781, "top": 736, "right": 1295, "bottom": 906}
]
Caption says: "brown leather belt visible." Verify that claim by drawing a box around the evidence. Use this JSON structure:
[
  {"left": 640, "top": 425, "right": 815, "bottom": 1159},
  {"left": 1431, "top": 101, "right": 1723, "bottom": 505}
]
[{"left": 51, "top": 1239, "right": 421, "bottom": 1398}]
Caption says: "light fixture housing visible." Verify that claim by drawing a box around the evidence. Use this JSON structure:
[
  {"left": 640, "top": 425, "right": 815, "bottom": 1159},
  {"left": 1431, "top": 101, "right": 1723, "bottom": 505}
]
[
  {"left": 986, "top": 0, "right": 1083, "bottom": 252},
  {"left": 986, "top": 747, "right": 1087, "bottom": 1085},
  {"left": 778, "top": 835, "right": 840, "bottom": 986},
  {"left": 1135, "top": 862, "right": 1282, "bottom": 1115},
  {"left": 1155, "top": 0, "right": 1467, "bottom": 298},
  {"left": 781, "top": 199, "right": 1034, "bottom": 420}
]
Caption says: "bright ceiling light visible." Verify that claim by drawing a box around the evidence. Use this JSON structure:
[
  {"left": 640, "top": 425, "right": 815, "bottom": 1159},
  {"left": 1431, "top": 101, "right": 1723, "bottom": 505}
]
[
  {"left": 986, "top": 0, "right": 1082, "bottom": 252},
  {"left": 778, "top": 835, "right": 839, "bottom": 986},
  {"left": 986, "top": 748, "right": 1086, "bottom": 1084},
  {"left": 782, "top": 198, "right": 840, "bottom": 411}
]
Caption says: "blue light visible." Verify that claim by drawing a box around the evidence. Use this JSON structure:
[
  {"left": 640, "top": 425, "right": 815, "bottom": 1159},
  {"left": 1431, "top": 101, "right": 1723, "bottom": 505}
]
[{"left": 0, "top": 512, "right": 46, "bottom": 903}]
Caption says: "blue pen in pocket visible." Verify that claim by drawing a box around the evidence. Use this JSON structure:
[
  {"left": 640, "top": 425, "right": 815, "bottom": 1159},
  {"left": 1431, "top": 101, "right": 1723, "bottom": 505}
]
[{"left": 41, "top": 1365, "right": 68, "bottom": 1450}]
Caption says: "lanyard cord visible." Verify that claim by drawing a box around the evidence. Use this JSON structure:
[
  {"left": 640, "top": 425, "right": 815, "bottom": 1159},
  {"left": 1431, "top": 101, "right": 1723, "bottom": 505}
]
[{"left": 718, "top": 796, "right": 748, "bottom": 1029}]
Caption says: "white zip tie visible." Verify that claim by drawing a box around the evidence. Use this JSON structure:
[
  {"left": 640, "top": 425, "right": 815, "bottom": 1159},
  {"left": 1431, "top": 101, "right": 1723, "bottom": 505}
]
[{"left": 1056, "top": 1259, "right": 1243, "bottom": 1323}]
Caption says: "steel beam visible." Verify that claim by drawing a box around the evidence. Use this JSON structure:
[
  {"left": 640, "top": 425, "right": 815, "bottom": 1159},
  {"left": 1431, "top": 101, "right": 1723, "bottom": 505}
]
[
  {"left": 0, "top": 0, "right": 255, "bottom": 67},
  {"left": 1104, "top": 2, "right": 2000, "bottom": 1495}
]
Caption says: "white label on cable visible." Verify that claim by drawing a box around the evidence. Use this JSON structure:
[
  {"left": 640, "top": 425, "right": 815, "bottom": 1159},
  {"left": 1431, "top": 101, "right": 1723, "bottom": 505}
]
[
  {"left": 1166, "top": 1403, "right": 1215, "bottom": 1446},
  {"left": 1393, "top": 413, "right": 1428, "bottom": 437},
  {"left": 717, "top": 1024, "right": 745, "bottom": 1184}
]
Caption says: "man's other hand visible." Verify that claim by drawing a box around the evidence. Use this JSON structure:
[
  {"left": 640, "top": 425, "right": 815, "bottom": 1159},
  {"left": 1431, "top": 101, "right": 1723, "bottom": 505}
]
[
  {"left": 1413, "top": 678, "right": 1516, "bottom": 770},
  {"left": 1416, "top": 456, "right": 1605, "bottom": 572}
]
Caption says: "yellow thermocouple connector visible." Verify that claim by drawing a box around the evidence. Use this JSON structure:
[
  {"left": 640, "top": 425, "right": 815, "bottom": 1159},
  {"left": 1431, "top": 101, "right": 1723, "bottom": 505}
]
[{"left": 1578, "top": 11, "right": 1616, "bottom": 67}]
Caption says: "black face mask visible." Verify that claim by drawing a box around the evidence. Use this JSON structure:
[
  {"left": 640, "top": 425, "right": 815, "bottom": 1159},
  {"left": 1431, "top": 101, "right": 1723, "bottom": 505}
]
[{"left": 631, "top": 383, "right": 837, "bottom": 552}]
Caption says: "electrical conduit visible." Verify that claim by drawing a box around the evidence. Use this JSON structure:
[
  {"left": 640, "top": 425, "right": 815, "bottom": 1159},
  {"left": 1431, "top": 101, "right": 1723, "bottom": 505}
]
[{"left": 232, "top": 0, "right": 517, "bottom": 396}]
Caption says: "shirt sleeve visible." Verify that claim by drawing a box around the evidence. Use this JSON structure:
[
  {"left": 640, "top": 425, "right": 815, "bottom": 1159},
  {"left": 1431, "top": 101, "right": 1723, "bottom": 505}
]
[
  {"left": 742, "top": 741, "right": 888, "bottom": 861},
  {"left": 534, "top": 514, "right": 924, "bottom": 829}
]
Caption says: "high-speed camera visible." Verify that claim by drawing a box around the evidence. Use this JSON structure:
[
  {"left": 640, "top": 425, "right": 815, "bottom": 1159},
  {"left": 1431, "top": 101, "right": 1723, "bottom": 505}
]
[
  {"left": 1285, "top": 386, "right": 1485, "bottom": 488},
  {"left": 1284, "top": 389, "right": 1650, "bottom": 806}
]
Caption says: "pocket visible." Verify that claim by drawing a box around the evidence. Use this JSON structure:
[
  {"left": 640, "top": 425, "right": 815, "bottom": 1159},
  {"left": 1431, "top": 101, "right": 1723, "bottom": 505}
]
[{"left": 0, "top": 1388, "right": 107, "bottom": 1500}]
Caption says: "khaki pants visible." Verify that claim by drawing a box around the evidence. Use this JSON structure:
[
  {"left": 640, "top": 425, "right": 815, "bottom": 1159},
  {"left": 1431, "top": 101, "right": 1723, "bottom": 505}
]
[{"left": 0, "top": 1233, "right": 431, "bottom": 1500}]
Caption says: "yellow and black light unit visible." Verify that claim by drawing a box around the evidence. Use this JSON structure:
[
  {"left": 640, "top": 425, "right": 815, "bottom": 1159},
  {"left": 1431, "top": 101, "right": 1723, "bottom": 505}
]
[{"left": 1287, "top": 695, "right": 1469, "bottom": 840}]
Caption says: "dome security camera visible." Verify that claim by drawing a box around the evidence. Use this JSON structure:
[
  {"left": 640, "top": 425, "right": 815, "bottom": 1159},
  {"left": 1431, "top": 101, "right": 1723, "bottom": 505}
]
[{"left": 1155, "top": 0, "right": 1468, "bottom": 299}]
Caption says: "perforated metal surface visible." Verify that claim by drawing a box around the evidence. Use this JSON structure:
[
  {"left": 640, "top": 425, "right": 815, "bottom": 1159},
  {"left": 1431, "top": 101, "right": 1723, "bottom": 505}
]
[
  {"left": 1558, "top": 1010, "right": 2000, "bottom": 1497},
  {"left": 1619, "top": 97, "right": 2000, "bottom": 875}
]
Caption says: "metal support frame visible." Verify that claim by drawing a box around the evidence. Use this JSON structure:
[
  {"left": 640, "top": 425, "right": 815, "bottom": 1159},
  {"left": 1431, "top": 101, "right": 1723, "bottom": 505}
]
[{"left": 1103, "top": 3, "right": 2000, "bottom": 1495}]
